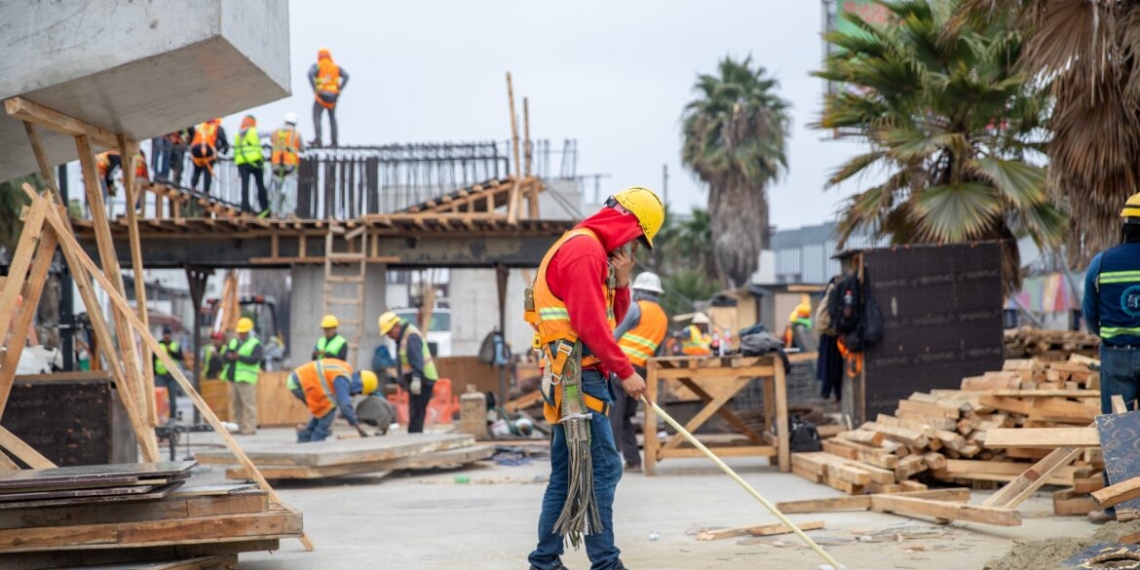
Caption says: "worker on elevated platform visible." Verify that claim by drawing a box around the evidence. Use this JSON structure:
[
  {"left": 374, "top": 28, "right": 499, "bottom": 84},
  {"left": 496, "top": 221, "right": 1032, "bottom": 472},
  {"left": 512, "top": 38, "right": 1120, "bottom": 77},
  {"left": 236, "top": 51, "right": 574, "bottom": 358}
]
[
  {"left": 234, "top": 114, "right": 270, "bottom": 217},
  {"left": 610, "top": 271, "right": 668, "bottom": 472},
  {"left": 309, "top": 48, "right": 349, "bottom": 147},
  {"left": 313, "top": 314, "right": 348, "bottom": 361},
  {"left": 1083, "top": 192, "right": 1140, "bottom": 524},
  {"left": 189, "top": 118, "right": 229, "bottom": 195},
  {"left": 290, "top": 358, "right": 378, "bottom": 442},
  {"left": 379, "top": 311, "right": 437, "bottom": 433},
  {"left": 524, "top": 186, "right": 663, "bottom": 570},
  {"left": 270, "top": 113, "right": 304, "bottom": 217}
]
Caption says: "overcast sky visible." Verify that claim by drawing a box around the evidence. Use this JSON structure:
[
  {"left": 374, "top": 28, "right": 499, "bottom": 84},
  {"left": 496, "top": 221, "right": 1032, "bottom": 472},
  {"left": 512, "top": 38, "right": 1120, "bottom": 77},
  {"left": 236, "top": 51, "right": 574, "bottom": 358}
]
[{"left": 239, "top": 0, "right": 876, "bottom": 230}]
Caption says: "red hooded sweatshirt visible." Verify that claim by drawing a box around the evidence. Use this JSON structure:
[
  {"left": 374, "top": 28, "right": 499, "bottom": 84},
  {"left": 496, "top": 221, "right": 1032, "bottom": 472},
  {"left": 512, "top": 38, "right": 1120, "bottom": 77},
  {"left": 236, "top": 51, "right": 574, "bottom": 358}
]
[{"left": 545, "top": 206, "right": 644, "bottom": 380}]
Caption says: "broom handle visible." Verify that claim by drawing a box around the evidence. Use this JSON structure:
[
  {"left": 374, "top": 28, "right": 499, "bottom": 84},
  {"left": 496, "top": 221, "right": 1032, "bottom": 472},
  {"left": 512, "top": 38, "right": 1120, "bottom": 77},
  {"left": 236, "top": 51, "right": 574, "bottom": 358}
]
[{"left": 642, "top": 396, "right": 846, "bottom": 570}]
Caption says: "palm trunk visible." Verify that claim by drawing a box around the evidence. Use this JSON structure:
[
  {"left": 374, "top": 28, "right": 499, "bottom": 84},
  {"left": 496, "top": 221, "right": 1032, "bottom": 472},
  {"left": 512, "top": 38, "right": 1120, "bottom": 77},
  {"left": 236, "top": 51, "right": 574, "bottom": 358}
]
[{"left": 709, "top": 178, "right": 768, "bottom": 288}]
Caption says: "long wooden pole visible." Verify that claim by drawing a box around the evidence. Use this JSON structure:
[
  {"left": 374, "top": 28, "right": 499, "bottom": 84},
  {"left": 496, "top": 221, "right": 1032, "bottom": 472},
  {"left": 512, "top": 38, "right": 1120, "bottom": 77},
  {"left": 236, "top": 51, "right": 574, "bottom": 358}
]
[
  {"left": 35, "top": 195, "right": 314, "bottom": 551},
  {"left": 506, "top": 72, "right": 522, "bottom": 224},
  {"left": 119, "top": 134, "right": 157, "bottom": 429}
]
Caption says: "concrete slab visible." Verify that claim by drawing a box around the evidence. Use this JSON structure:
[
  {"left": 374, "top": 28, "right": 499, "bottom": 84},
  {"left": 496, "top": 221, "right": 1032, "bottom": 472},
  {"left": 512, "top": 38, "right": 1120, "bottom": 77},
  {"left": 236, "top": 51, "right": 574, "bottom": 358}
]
[{"left": 0, "top": 0, "right": 290, "bottom": 181}]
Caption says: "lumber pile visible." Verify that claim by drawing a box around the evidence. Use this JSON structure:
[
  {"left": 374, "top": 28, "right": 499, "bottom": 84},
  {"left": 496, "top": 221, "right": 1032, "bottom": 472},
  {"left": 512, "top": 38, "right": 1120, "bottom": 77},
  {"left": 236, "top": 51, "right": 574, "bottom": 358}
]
[
  {"left": 195, "top": 433, "right": 494, "bottom": 480},
  {"left": 0, "top": 461, "right": 193, "bottom": 509},
  {"left": 0, "top": 483, "right": 299, "bottom": 568},
  {"left": 1004, "top": 326, "right": 1099, "bottom": 360},
  {"left": 791, "top": 356, "right": 1104, "bottom": 512}
]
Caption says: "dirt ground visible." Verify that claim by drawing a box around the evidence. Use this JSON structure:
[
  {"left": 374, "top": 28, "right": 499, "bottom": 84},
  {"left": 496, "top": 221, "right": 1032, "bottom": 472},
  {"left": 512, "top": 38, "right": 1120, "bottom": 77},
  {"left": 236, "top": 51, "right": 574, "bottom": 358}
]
[{"left": 185, "top": 428, "right": 1100, "bottom": 570}]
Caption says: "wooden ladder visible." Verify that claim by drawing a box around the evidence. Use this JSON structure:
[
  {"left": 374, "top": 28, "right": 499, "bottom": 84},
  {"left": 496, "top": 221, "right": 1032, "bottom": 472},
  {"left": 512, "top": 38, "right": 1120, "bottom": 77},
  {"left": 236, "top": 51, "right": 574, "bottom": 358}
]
[{"left": 322, "top": 224, "right": 368, "bottom": 364}]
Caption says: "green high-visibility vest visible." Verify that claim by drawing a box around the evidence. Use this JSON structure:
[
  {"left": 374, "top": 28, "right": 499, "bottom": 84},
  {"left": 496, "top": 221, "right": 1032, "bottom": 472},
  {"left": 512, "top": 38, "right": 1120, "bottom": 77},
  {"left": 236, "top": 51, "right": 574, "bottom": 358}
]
[
  {"left": 231, "top": 337, "right": 262, "bottom": 384},
  {"left": 398, "top": 324, "right": 438, "bottom": 381},
  {"left": 155, "top": 341, "right": 179, "bottom": 375},
  {"left": 316, "top": 334, "right": 347, "bottom": 360},
  {"left": 233, "top": 128, "right": 263, "bottom": 166}
]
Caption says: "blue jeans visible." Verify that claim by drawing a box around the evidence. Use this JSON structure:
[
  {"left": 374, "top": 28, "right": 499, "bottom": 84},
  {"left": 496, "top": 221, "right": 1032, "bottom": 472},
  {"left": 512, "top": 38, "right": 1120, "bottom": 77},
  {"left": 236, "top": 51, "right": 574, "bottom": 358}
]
[
  {"left": 297, "top": 410, "right": 336, "bottom": 443},
  {"left": 528, "top": 370, "right": 623, "bottom": 570},
  {"left": 1100, "top": 345, "right": 1140, "bottom": 514}
]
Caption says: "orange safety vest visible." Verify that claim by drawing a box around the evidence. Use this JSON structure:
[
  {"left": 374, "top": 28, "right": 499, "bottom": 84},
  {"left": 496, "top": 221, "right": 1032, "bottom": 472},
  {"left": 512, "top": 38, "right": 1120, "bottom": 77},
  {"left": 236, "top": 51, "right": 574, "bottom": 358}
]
[
  {"left": 295, "top": 358, "right": 354, "bottom": 418},
  {"left": 95, "top": 151, "right": 117, "bottom": 177},
  {"left": 191, "top": 122, "right": 220, "bottom": 167},
  {"left": 525, "top": 228, "right": 617, "bottom": 423},
  {"left": 617, "top": 299, "right": 668, "bottom": 368},
  {"left": 315, "top": 59, "right": 341, "bottom": 108},
  {"left": 271, "top": 128, "right": 301, "bottom": 168},
  {"left": 681, "top": 325, "right": 712, "bottom": 356}
]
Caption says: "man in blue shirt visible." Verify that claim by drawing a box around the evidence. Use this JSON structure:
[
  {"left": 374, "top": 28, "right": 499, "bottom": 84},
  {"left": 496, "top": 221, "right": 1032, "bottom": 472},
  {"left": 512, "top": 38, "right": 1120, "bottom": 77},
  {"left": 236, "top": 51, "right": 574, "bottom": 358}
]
[{"left": 1082, "top": 192, "right": 1140, "bottom": 524}]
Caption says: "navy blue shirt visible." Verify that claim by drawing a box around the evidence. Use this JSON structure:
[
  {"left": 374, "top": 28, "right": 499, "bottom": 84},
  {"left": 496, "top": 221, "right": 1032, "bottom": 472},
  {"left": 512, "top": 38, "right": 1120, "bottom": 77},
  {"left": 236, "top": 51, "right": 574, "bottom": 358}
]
[{"left": 1083, "top": 242, "right": 1140, "bottom": 345}]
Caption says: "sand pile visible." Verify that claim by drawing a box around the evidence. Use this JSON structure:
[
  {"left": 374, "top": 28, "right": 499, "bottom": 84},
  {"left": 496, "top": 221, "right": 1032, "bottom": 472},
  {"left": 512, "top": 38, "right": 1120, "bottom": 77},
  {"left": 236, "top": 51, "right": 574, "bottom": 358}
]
[{"left": 984, "top": 520, "right": 1140, "bottom": 570}]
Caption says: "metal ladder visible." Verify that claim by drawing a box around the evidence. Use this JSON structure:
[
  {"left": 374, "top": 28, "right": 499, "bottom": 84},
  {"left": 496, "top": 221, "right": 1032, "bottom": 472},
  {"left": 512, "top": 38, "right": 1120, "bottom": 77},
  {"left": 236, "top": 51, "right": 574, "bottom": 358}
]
[{"left": 322, "top": 224, "right": 368, "bottom": 364}]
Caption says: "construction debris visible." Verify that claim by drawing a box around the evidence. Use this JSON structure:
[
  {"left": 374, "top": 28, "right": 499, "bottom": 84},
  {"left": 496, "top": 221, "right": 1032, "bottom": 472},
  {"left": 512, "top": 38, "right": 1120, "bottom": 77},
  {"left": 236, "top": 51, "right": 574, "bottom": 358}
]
[
  {"left": 1004, "top": 327, "right": 1100, "bottom": 360},
  {"left": 695, "top": 520, "right": 825, "bottom": 541}
]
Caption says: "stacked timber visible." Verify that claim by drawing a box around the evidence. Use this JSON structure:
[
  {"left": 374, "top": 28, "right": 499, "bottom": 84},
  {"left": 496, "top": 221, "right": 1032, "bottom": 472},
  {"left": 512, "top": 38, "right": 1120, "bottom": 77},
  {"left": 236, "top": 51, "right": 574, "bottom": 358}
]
[
  {"left": 196, "top": 433, "right": 494, "bottom": 480},
  {"left": 1004, "top": 326, "right": 1099, "bottom": 360},
  {"left": 792, "top": 356, "right": 1104, "bottom": 512}
]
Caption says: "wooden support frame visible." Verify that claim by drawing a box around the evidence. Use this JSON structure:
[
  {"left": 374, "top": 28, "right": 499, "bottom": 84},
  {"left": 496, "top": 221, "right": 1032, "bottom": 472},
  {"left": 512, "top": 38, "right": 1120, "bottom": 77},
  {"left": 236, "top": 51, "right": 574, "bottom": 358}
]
[
  {"left": 4, "top": 97, "right": 119, "bottom": 148},
  {"left": 119, "top": 134, "right": 157, "bottom": 429},
  {"left": 0, "top": 221, "right": 58, "bottom": 418},
  {"left": 643, "top": 355, "right": 789, "bottom": 475},
  {"left": 505, "top": 72, "right": 522, "bottom": 224}
]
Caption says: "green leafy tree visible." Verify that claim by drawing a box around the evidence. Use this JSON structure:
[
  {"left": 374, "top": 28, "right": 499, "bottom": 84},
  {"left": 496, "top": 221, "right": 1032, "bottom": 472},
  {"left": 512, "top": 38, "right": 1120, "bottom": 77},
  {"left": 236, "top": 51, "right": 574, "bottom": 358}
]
[
  {"left": 682, "top": 56, "right": 791, "bottom": 287},
  {"left": 814, "top": 0, "right": 1065, "bottom": 290},
  {"left": 0, "top": 175, "right": 37, "bottom": 251}
]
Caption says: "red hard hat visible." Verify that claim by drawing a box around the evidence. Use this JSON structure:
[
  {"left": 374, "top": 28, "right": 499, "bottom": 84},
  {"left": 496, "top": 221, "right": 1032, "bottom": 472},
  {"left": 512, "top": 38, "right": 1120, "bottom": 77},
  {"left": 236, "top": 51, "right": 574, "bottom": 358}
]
[{"left": 211, "top": 332, "right": 225, "bottom": 340}]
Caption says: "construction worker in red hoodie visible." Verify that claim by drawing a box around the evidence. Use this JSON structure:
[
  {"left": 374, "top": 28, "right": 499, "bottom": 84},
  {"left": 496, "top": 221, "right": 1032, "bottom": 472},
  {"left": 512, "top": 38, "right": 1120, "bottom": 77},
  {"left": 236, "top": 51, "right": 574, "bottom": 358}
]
[
  {"left": 525, "top": 186, "right": 664, "bottom": 570},
  {"left": 610, "top": 271, "right": 668, "bottom": 472},
  {"left": 309, "top": 48, "right": 349, "bottom": 147}
]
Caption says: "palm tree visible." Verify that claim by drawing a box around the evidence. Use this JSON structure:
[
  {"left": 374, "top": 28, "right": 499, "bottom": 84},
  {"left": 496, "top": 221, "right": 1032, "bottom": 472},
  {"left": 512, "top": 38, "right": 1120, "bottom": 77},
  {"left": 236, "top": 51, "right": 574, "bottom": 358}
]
[
  {"left": 814, "top": 0, "right": 1066, "bottom": 290},
  {"left": 682, "top": 56, "right": 791, "bottom": 287},
  {"left": 0, "top": 175, "right": 36, "bottom": 251},
  {"left": 956, "top": 1, "right": 1140, "bottom": 265}
]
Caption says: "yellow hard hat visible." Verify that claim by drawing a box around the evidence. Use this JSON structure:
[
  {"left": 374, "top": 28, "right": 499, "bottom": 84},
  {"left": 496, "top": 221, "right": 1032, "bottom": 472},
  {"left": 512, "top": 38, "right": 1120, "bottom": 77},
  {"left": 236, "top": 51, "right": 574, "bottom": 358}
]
[
  {"left": 378, "top": 311, "right": 402, "bottom": 335},
  {"left": 793, "top": 302, "right": 812, "bottom": 320},
  {"left": 1122, "top": 192, "right": 1140, "bottom": 218},
  {"left": 611, "top": 186, "right": 665, "bottom": 248},
  {"left": 357, "top": 370, "right": 379, "bottom": 395},
  {"left": 321, "top": 314, "right": 339, "bottom": 329},
  {"left": 236, "top": 317, "right": 254, "bottom": 333}
]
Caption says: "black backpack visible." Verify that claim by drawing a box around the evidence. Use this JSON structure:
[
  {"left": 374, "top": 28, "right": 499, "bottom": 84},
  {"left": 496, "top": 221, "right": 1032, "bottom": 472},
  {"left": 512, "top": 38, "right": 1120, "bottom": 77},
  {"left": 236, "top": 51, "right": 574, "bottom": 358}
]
[
  {"left": 828, "top": 273, "right": 862, "bottom": 335},
  {"left": 789, "top": 416, "right": 822, "bottom": 452}
]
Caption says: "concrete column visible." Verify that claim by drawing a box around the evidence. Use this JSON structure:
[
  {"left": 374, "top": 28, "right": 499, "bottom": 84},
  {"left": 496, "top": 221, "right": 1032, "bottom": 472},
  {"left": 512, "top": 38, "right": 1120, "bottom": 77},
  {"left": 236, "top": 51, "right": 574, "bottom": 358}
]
[{"left": 289, "top": 263, "right": 387, "bottom": 371}]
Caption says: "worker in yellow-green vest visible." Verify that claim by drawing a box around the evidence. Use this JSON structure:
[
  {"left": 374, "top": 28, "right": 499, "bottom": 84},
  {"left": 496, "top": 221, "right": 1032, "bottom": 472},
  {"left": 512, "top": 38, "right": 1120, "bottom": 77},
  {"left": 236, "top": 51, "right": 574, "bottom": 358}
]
[
  {"left": 379, "top": 311, "right": 437, "bottom": 433},
  {"left": 154, "top": 327, "right": 184, "bottom": 422},
  {"left": 225, "top": 318, "right": 263, "bottom": 435},
  {"left": 313, "top": 314, "right": 348, "bottom": 361},
  {"left": 233, "top": 115, "right": 270, "bottom": 217},
  {"left": 201, "top": 331, "right": 226, "bottom": 381}
]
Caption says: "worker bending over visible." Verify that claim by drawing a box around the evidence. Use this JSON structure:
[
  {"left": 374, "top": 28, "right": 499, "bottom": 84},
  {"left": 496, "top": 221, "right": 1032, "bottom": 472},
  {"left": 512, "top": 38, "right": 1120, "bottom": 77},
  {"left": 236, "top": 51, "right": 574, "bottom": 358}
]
[
  {"left": 611, "top": 271, "right": 668, "bottom": 472},
  {"left": 378, "top": 311, "right": 437, "bottom": 433},
  {"left": 309, "top": 48, "right": 349, "bottom": 147},
  {"left": 291, "top": 358, "right": 378, "bottom": 442},
  {"left": 1083, "top": 192, "right": 1140, "bottom": 524},
  {"left": 313, "top": 314, "right": 348, "bottom": 361},
  {"left": 525, "top": 186, "right": 663, "bottom": 570}
]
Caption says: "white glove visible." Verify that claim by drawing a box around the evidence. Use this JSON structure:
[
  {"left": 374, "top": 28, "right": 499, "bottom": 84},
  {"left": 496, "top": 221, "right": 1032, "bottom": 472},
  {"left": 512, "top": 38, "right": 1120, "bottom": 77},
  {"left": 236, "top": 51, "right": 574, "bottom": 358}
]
[{"left": 410, "top": 377, "right": 422, "bottom": 396}]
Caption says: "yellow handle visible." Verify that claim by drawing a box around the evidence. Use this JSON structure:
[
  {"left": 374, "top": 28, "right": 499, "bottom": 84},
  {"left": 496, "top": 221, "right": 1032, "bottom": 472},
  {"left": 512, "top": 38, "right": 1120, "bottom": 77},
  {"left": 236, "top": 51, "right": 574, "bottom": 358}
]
[{"left": 641, "top": 396, "right": 847, "bottom": 570}]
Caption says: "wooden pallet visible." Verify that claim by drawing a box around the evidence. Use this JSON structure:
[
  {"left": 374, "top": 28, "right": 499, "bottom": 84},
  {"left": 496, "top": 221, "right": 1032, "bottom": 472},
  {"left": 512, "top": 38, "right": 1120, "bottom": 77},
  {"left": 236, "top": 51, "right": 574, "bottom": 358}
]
[{"left": 225, "top": 444, "right": 495, "bottom": 480}]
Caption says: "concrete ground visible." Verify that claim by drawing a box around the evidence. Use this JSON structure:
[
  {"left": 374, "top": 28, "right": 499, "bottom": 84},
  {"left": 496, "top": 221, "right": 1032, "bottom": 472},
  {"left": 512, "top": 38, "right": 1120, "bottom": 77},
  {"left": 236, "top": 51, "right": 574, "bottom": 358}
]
[{"left": 184, "top": 428, "right": 1096, "bottom": 570}]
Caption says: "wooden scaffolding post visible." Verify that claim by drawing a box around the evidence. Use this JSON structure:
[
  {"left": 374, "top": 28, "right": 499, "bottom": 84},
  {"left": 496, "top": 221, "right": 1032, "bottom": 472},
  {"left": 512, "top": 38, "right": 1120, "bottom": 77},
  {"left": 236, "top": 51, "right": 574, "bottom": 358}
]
[
  {"left": 0, "top": 201, "right": 48, "bottom": 348},
  {"left": 0, "top": 215, "right": 58, "bottom": 419},
  {"left": 524, "top": 97, "right": 539, "bottom": 219},
  {"left": 506, "top": 72, "right": 522, "bottom": 223},
  {"left": 119, "top": 134, "right": 157, "bottom": 428},
  {"left": 35, "top": 196, "right": 314, "bottom": 550},
  {"left": 21, "top": 122, "right": 59, "bottom": 193}
]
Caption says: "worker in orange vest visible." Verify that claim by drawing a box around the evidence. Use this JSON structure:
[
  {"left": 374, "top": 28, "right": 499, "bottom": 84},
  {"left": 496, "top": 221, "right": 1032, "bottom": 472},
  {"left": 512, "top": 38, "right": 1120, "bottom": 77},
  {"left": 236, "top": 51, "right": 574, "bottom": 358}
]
[
  {"left": 308, "top": 48, "right": 349, "bottom": 147},
  {"left": 611, "top": 271, "right": 669, "bottom": 472},
  {"left": 95, "top": 149, "right": 148, "bottom": 212},
  {"left": 270, "top": 112, "right": 304, "bottom": 217},
  {"left": 783, "top": 302, "right": 813, "bottom": 350},
  {"left": 681, "top": 313, "right": 713, "bottom": 356},
  {"left": 189, "top": 118, "right": 229, "bottom": 194},
  {"left": 291, "top": 358, "right": 379, "bottom": 442}
]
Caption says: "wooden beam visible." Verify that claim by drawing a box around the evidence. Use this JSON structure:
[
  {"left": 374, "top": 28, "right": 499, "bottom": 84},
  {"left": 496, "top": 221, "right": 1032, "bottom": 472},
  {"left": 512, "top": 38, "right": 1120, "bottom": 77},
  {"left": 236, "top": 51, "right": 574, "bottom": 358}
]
[
  {"left": 696, "top": 520, "right": 825, "bottom": 541},
  {"left": 0, "top": 227, "right": 57, "bottom": 419},
  {"left": 774, "top": 488, "right": 971, "bottom": 514},
  {"left": 505, "top": 72, "right": 522, "bottom": 224},
  {"left": 983, "top": 428, "right": 1099, "bottom": 448},
  {"left": 37, "top": 198, "right": 314, "bottom": 551},
  {"left": 119, "top": 134, "right": 156, "bottom": 429},
  {"left": 0, "top": 425, "right": 56, "bottom": 469},
  {"left": 4, "top": 97, "right": 119, "bottom": 148},
  {"left": 869, "top": 494, "right": 1021, "bottom": 526},
  {"left": 0, "top": 201, "right": 47, "bottom": 354},
  {"left": 982, "top": 446, "right": 1084, "bottom": 508},
  {"left": 21, "top": 122, "right": 59, "bottom": 193},
  {"left": 1093, "top": 477, "right": 1140, "bottom": 508}
]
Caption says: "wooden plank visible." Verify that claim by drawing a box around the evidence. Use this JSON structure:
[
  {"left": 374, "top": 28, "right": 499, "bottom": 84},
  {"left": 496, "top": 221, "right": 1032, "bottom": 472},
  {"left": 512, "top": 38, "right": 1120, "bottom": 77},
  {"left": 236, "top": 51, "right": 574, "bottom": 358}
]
[
  {"left": 979, "top": 395, "right": 1098, "bottom": 423},
  {"left": 1093, "top": 477, "right": 1140, "bottom": 508},
  {"left": 861, "top": 422, "right": 928, "bottom": 447},
  {"left": 938, "top": 459, "right": 1078, "bottom": 485},
  {"left": 0, "top": 226, "right": 57, "bottom": 419},
  {"left": 3, "top": 97, "right": 119, "bottom": 148},
  {"left": 991, "top": 390, "right": 1099, "bottom": 398},
  {"left": 774, "top": 488, "right": 971, "bottom": 514},
  {"left": 0, "top": 426, "right": 56, "bottom": 469},
  {"left": 0, "top": 200, "right": 47, "bottom": 356},
  {"left": 658, "top": 446, "right": 776, "bottom": 459},
  {"left": 696, "top": 520, "right": 824, "bottom": 541},
  {"left": 983, "top": 428, "right": 1099, "bottom": 448},
  {"left": 195, "top": 433, "right": 477, "bottom": 467},
  {"left": 0, "top": 489, "right": 266, "bottom": 530},
  {"left": 1053, "top": 488, "right": 1098, "bottom": 516},
  {"left": 897, "top": 399, "right": 959, "bottom": 419},
  {"left": 119, "top": 134, "right": 156, "bottom": 430},
  {"left": 869, "top": 495, "right": 1021, "bottom": 526},
  {"left": 225, "top": 445, "right": 495, "bottom": 480},
  {"left": 841, "top": 430, "right": 883, "bottom": 446},
  {"left": 982, "top": 446, "right": 1084, "bottom": 508}
]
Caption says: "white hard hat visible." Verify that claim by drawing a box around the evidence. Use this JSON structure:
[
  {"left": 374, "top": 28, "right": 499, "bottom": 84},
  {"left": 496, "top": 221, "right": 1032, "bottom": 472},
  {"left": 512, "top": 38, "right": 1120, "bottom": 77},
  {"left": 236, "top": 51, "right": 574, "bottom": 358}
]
[
  {"left": 632, "top": 272, "right": 664, "bottom": 294},
  {"left": 284, "top": 112, "right": 298, "bottom": 125},
  {"left": 692, "top": 312, "right": 711, "bottom": 325}
]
